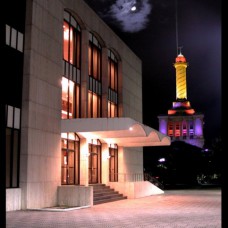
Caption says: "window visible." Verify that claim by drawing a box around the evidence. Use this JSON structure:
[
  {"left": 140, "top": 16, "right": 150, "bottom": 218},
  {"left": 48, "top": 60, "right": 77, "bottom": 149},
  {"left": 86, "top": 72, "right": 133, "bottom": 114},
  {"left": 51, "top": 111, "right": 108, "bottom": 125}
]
[
  {"left": 5, "top": 105, "right": 21, "bottom": 188},
  {"left": 168, "top": 123, "right": 173, "bottom": 137},
  {"left": 182, "top": 121, "right": 187, "bottom": 139},
  {"left": 5, "top": 24, "right": 24, "bottom": 52},
  {"left": 108, "top": 50, "right": 118, "bottom": 117},
  {"left": 88, "top": 90, "right": 101, "bottom": 118},
  {"left": 62, "top": 11, "right": 81, "bottom": 119},
  {"left": 61, "top": 77, "right": 80, "bottom": 119},
  {"left": 63, "top": 11, "right": 81, "bottom": 67},
  {"left": 61, "top": 133, "right": 80, "bottom": 185},
  {"left": 175, "top": 122, "right": 180, "bottom": 138},
  {"left": 189, "top": 121, "right": 194, "bottom": 139},
  {"left": 88, "top": 33, "right": 102, "bottom": 118}
]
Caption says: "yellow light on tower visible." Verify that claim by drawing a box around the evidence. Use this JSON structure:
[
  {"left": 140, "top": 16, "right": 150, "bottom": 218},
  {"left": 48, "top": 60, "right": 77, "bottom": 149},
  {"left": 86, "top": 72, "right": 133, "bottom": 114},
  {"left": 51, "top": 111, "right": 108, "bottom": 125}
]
[{"left": 174, "top": 52, "right": 188, "bottom": 100}]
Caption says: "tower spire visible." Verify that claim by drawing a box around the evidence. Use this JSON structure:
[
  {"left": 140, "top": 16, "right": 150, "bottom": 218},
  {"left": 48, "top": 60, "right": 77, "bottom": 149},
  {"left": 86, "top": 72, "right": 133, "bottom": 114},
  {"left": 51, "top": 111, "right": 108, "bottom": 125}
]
[
  {"left": 175, "top": 0, "right": 179, "bottom": 56},
  {"left": 178, "top": 46, "right": 183, "bottom": 55}
]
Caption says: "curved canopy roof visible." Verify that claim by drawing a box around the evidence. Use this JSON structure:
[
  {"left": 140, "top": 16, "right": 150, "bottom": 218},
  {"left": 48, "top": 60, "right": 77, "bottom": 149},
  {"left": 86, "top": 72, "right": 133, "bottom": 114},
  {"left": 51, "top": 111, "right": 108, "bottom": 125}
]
[{"left": 61, "top": 117, "right": 171, "bottom": 147}]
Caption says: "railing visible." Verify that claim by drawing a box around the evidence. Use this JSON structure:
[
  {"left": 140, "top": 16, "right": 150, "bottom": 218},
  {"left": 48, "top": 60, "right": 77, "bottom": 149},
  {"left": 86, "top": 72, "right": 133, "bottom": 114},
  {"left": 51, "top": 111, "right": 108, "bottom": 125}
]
[
  {"left": 112, "top": 173, "right": 144, "bottom": 182},
  {"left": 110, "top": 172, "right": 164, "bottom": 189},
  {"left": 144, "top": 173, "right": 164, "bottom": 190}
]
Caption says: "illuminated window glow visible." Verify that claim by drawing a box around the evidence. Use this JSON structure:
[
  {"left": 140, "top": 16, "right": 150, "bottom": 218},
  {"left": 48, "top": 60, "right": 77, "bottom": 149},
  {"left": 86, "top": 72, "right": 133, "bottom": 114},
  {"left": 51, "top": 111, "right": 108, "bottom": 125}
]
[
  {"left": 108, "top": 50, "right": 118, "bottom": 117},
  {"left": 168, "top": 123, "right": 173, "bottom": 137},
  {"left": 62, "top": 11, "right": 81, "bottom": 119},
  {"left": 88, "top": 33, "right": 102, "bottom": 118},
  {"left": 175, "top": 123, "right": 180, "bottom": 137}
]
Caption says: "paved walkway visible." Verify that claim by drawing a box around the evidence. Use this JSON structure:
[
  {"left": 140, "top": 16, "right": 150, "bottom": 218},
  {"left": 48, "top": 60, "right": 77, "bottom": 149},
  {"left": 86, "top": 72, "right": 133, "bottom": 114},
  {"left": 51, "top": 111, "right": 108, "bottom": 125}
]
[{"left": 6, "top": 189, "right": 221, "bottom": 228}]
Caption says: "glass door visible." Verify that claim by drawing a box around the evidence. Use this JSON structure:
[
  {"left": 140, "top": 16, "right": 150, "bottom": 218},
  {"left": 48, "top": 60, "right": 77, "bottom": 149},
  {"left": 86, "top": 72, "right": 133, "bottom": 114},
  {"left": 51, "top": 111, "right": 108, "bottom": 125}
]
[
  {"left": 109, "top": 145, "right": 118, "bottom": 182},
  {"left": 88, "top": 140, "right": 101, "bottom": 184}
]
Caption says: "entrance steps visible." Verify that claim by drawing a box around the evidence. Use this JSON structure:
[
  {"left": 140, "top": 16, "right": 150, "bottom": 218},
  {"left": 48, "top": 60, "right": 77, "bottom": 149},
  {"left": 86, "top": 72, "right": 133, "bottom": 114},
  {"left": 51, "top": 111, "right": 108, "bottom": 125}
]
[{"left": 90, "top": 184, "right": 127, "bottom": 205}]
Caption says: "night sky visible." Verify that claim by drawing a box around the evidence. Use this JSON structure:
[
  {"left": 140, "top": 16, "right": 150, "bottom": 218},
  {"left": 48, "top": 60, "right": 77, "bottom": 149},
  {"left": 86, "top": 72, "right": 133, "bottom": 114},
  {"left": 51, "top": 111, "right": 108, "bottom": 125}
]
[{"left": 84, "top": 0, "right": 221, "bottom": 145}]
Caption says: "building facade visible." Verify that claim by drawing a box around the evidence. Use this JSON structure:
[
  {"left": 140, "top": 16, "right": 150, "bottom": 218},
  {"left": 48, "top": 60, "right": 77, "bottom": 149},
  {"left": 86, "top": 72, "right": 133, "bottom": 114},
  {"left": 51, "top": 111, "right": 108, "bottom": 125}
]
[
  {"left": 158, "top": 52, "right": 204, "bottom": 148},
  {"left": 3, "top": 0, "right": 170, "bottom": 211}
]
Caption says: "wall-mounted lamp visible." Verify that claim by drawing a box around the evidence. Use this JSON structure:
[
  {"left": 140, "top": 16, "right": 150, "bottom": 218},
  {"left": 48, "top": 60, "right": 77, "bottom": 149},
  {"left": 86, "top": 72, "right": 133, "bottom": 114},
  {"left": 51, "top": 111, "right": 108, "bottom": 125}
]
[
  {"left": 103, "top": 153, "right": 110, "bottom": 160},
  {"left": 85, "top": 152, "right": 90, "bottom": 157}
]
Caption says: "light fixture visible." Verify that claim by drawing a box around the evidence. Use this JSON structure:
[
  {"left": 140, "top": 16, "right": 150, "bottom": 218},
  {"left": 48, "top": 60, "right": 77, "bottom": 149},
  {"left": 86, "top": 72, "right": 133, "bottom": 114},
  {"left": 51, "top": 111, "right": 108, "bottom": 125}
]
[
  {"left": 158, "top": 158, "right": 165, "bottom": 163},
  {"left": 85, "top": 152, "right": 90, "bottom": 157}
]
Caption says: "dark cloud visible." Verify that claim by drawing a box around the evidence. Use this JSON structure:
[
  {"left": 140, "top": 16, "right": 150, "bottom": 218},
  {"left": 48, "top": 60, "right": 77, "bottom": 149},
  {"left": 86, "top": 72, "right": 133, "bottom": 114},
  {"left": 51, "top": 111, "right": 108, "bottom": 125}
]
[{"left": 100, "top": 0, "right": 152, "bottom": 33}]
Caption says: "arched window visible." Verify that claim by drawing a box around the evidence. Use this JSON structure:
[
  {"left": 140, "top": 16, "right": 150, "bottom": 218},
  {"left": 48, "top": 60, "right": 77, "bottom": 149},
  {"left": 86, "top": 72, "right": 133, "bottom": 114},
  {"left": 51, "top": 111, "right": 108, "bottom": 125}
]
[
  {"left": 88, "top": 33, "right": 102, "bottom": 118},
  {"left": 62, "top": 11, "right": 81, "bottom": 119},
  {"left": 108, "top": 50, "right": 118, "bottom": 117}
]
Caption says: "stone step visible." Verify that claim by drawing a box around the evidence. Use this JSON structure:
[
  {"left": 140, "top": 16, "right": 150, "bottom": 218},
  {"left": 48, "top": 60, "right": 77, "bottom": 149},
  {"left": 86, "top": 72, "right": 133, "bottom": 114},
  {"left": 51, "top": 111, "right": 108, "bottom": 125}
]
[{"left": 90, "top": 184, "right": 127, "bottom": 205}]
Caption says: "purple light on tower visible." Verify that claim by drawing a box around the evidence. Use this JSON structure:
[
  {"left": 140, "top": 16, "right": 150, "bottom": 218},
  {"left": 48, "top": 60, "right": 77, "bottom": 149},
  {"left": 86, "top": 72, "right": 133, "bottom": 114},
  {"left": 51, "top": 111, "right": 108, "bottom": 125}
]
[
  {"left": 195, "top": 118, "right": 203, "bottom": 136},
  {"left": 159, "top": 119, "right": 167, "bottom": 135}
]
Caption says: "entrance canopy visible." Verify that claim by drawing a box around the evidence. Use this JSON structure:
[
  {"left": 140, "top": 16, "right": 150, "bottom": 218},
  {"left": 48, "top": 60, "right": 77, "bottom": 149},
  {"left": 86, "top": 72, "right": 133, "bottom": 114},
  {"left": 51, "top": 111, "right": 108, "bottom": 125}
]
[{"left": 61, "top": 117, "right": 170, "bottom": 147}]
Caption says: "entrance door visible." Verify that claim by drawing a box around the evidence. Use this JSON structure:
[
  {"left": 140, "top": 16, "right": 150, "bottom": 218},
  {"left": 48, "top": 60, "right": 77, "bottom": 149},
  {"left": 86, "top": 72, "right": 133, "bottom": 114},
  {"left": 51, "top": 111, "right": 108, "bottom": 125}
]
[
  {"left": 109, "top": 145, "right": 118, "bottom": 182},
  {"left": 61, "top": 133, "right": 80, "bottom": 185},
  {"left": 88, "top": 140, "right": 101, "bottom": 184}
]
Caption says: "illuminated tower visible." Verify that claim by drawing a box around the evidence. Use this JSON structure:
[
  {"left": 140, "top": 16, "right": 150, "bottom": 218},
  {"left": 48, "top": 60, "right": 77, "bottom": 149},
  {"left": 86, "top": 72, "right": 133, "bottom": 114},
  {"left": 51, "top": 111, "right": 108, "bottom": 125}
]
[
  {"left": 175, "top": 52, "right": 188, "bottom": 100},
  {"left": 158, "top": 51, "right": 204, "bottom": 148}
]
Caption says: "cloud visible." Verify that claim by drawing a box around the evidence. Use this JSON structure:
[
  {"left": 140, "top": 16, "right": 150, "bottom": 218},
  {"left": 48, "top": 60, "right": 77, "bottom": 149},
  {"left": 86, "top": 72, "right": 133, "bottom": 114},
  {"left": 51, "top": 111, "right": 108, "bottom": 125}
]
[{"left": 102, "top": 0, "right": 152, "bottom": 33}]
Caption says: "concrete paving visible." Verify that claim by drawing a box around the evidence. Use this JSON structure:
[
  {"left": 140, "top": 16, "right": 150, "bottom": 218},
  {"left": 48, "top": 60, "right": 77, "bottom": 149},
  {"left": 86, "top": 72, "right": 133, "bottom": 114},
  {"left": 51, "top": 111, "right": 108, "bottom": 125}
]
[{"left": 6, "top": 188, "right": 221, "bottom": 228}]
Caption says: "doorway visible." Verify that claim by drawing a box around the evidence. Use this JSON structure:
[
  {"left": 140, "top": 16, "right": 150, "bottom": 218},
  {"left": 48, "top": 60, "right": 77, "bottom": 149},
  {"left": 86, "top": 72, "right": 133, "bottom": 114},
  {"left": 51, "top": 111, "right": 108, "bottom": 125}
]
[
  {"left": 88, "top": 140, "right": 101, "bottom": 184},
  {"left": 109, "top": 144, "right": 118, "bottom": 182}
]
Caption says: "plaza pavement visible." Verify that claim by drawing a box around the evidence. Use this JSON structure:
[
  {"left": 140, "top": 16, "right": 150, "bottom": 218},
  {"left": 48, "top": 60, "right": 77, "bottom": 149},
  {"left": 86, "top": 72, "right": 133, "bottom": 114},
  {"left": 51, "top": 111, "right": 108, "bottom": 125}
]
[{"left": 6, "top": 188, "right": 222, "bottom": 228}]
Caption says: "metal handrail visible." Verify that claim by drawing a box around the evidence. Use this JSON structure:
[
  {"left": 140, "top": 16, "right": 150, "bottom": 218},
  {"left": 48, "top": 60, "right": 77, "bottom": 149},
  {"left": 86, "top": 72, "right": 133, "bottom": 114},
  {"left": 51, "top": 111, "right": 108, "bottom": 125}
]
[
  {"left": 144, "top": 173, "right": 164, "bottom": 190},
  {"left": 109, "top": 172, "right": 164, "bottom": 190},
  {"left": 110, "top": 173, "right": 144, "bottom": 182}
]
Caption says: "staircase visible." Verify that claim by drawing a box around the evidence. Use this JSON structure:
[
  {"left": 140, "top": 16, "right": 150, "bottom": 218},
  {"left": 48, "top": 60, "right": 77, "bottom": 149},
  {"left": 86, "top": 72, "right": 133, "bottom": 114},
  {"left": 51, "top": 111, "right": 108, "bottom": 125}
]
[{"left": 91, "top": 184, "right": 127, "bottom": 205}]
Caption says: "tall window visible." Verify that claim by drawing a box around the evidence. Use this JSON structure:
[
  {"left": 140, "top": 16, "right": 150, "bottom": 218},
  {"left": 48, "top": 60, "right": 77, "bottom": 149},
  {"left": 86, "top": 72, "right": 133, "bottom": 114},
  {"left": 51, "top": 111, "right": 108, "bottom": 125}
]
[
  {"left": 61, "top": 133, "right": 80, "bottom": 185},
  {"left": 62, "top": 11, "right": 81, "bottom": 119},
  {"left": 175, "top": 122, "right": 180, "bottom": 138},
  {"left": 88, "top": 33, "right": 102, "bottom": 118},
  {"left": 168, "top": 122, "right": 173, "bottom": 139},
  {"left": 5, "top": 105, "right": 20, "bottom": 188},
  {"left": 108, "top": 50, "right": 118, "bottom": 117},
  {"left": 62, "top": 77, "right": 80, "bottom": 119},
  {"left": 182, "top": 121, "right": 187, "bottom": 139},
  {"left": 5, "top": 24, "right": 24, "bottom": 52},
  {"left": 189, "top": 121, "right": 194, "bottom": 139}
]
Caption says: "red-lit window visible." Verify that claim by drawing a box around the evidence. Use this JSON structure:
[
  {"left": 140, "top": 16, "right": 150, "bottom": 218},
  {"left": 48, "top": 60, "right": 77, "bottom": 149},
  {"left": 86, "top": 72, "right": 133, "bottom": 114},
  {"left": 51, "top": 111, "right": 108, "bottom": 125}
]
[
  {"left": 61, "top": 77, "right": 80, "bottom": 119},
  {"left": 108, "top": 50, "right": 118, "bottom": 117},
  {"left": 182, "top": 121, "right": 187, "bottom": 139},
  {"left": 63, "top": 17, "right": 80, "bottom": 67},
  {"left": 88, "top": 33, "right": 102, "bottom": 118},
  {"left": 62, "top": 11, "right": 81, "bottom": 119},
  {"left": 175, "top": 123, "right": 180, "bottom": 137},
  {"left": 168, "top": 123, "right": 173, "bottom": 137}
]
